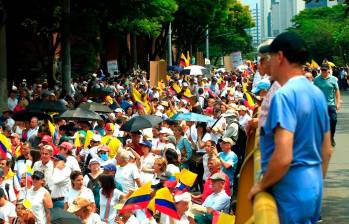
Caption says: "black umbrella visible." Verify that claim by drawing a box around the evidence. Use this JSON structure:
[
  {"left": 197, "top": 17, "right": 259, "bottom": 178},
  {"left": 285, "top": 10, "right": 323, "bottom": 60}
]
[
  {"left": 28, "top": 100, "right": 67, "bottom": 113},
  {"left": 78, "top": 102, "right": 113, "bottom": 113},
  {"left": 120, "top": 115, "right": 163, "bottom": 132},
  {"left": 87, "top": 87, "right": 114, "bottom": 97},
  {"left": 12, "top": 109, "right": 52, "bottom": 121},
  {"left": 59, "top": 108, "right": 103, "bottom": 122},
  {"left": 50, "top": 208, "right": 83, "bottom": 224}
]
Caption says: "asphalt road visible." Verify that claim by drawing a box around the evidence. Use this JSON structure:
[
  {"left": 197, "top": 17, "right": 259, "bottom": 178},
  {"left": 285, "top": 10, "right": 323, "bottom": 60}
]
[{"left": 322, "top": 91, "right": 349, "bottom": 223}]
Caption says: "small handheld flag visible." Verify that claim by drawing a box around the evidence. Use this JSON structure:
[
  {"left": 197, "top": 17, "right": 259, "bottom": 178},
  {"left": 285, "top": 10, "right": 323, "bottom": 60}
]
[
  {"left": 0, "top": 134, "right": 10, "bottom": 159},
  {"left": 48, "top": 120, "right": 60, "bottom": 145},
  {"left": 154, "top": 187, "right": 180, "bottom": 220},
  {"left": 177, "top": 169, "right": 197, "bottom": 191},
  {"left": 120, "top": 182, "right": 152, "bottom": 212}
]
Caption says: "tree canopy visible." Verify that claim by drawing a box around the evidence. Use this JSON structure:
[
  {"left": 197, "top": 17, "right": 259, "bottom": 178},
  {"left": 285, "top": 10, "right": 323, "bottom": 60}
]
[{"left": 290, "top": 4, "right": 349, "bottom": 65}]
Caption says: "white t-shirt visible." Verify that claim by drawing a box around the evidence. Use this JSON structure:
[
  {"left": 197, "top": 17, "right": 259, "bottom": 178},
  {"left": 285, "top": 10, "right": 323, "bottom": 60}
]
[
  {"left": 51, "top": 166, "right": 71, "bottom": 199},
  {"left": 66, "top": 156, "right": 81, "bottom": 172},
  {"left": 0, "top": 201, "right": 17, "bottom": 223},
  {"left": 202, "top": 153, "right": 210, "bottom": 181},
  {"left": 140, "top": 153, "right": 156, "bottom": 184},
  {"left": 115, "top": 163, "right": 140, "bottom": 193},
  {"left": 64, "top": 187, "right": 95, "bottom": 207},
  {"left": 160, "top": 214, "right": 190, "bottom": 224},
  {"left": 85, "top": 213, "right": 103, "bottom": 224},
  {"left": 99, "top": 188, "right": 124, "bottom": 224}
]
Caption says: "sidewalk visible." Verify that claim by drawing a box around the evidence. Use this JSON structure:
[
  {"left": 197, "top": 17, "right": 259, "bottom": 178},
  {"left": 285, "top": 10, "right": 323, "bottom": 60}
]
[{"left": 322, "top": 91, "right": 349, "bottom": 223}]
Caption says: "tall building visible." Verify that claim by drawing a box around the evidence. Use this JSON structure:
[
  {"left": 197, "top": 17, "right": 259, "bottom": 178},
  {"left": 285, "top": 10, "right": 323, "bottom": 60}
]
[
  {"left": 306, "top": 0, "right": 339, "bottom": 8},
  {"left": 244, "top": 2, "right": 262, "bottom": 47},
  {"left": 260, "top": 0, "right": 272, "bottom": 41},
  {"left": 270, "top": 0, "right": 305, "bottom": 37}
]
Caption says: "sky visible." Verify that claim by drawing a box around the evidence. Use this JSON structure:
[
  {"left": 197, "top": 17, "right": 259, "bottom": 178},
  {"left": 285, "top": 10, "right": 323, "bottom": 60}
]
[{"left": 241, "top": 0, "right": 259, "bottom": 9}]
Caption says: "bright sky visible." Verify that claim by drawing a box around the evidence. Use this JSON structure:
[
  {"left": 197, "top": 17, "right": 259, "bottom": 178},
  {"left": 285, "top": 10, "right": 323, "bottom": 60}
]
[{"left": 241, "top": 0, "right": 258, "bottom": 8}]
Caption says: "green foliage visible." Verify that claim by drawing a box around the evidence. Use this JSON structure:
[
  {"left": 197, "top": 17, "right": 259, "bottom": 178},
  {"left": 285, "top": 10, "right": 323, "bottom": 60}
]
[
  {"left": 107, "top": 0, "right": 178, "bottom": 37},
  {"left": 290, "top": 4, "right": 349, "bottom": 65},
  {"left": 173, "top": 0, "right": 254, "bottom": 60}
]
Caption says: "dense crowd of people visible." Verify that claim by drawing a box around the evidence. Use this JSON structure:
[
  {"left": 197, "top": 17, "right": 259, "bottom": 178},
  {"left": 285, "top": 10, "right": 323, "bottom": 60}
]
[{"left": 0, "top": 31, "right": 345, "bottom": 224}]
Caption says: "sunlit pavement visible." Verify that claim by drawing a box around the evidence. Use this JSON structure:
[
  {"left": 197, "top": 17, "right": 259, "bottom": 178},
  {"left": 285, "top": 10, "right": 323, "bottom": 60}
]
[{"left": 322, "top": 91, "right": 349, "bottom": 223}]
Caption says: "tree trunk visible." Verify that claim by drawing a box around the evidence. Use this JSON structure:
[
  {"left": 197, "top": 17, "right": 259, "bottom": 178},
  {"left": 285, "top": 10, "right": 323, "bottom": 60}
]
[
  {"left": 0, "top": 25, "right": 7, "bottom": 111},
  {"left": 62, "top": 0, "right": 71, "bottom": 95},
  {"left": 132, "top": 33, "right": 137, "bottom": 69}
]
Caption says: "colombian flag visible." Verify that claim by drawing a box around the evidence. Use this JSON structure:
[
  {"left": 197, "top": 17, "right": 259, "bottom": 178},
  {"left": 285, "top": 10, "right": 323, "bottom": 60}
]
[
  {"left": 0, "top": 134, "right": 10, "bottom": 159},
  {"left": 177, "top": 169, "right": 197, "bottom": 191},
  {"left": 155, "top": 187, "right": 180, "bottom": 220},
  {"left": 121, "top": 182, "right": 152, "bottom": 211},
  {"left": 26, "top": 165, "right": 33, "bottom": 177},
  {"left": 180, "top": 53, "right": 190, "bottom": 67},
  {"left": 48, "top": 120, "right": 60, "bottom": 145},
  {"left": 131, "top": 87, "right": 151, "bottom": 114},
  {"left": 243, "top": 92, "right": 255, "bottom": 110}
]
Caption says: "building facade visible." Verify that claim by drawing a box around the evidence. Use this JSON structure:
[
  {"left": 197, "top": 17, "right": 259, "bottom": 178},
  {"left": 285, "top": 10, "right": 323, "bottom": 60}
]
[{"left": 270, "top": 0, "right": 305, "bottom": 36}]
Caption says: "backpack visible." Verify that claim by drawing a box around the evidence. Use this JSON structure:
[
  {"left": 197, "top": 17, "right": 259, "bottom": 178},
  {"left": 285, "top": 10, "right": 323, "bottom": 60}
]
[{"left": 86, "top": 174, "right": 101, "bottom": 213}]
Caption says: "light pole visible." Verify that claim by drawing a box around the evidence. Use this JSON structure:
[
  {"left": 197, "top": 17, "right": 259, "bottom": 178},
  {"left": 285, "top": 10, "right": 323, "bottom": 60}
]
[
  {"left": 168, "top": 22, "right": 172, "bottom": 66},
  {"left": 206, "top": 27, "right": 209, "bottom": 62}
]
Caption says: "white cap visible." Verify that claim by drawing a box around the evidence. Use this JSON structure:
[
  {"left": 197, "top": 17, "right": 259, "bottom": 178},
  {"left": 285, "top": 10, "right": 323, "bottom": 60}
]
[
  {"left": 114, "top": 108, "right": 123, "bottom": 113},
  {"left": 92, "top": 73, "right": 97, "bottom": 78},
  {"left": 92, "top": 134, "right": 102, "bottom": 142},
  {"left": 157, "top": 105, "right": 165, "bottom": 111},
  {"left": 160, "top": 127, "right": 174, "bottom": 136},
  {"left": 174, "top": 192, "right": 191, "bottom": 202},
  {"left": 182, "top": 82, "right": 189, "bottom": 87}
]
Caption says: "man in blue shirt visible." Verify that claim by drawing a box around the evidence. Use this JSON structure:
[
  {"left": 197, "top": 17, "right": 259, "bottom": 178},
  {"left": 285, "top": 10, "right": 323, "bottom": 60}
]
[
  {"left": 217, "top": 137, "right": 238, "bottom": 190},
  {"left": 248, "top": 32, "right": 333, "bottom": 223}
]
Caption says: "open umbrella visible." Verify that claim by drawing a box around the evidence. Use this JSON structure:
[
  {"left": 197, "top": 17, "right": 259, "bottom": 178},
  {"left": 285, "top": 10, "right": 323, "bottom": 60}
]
[
  {"left": 171, "top": 112, "right": 215, "bottom": 123},
  {"left": 50, "top": 208, "right": 83, "bottom": 224},
  {"left": 27, "top": 100, "right": 67, "bottom": 113},
  {"left": 12, "top": 109, "right": 52, "bottom": 121},
  {"left": 182, "top": 65, "right": 210, "bottom": 76},
  {"left": 78, "top": 102, "right": 113, "bottom": 113},
  {"left": 120, "top": 115, "right": 163, "bottom": 132},
  {"left": 59, "top": 108, "right": 103, "bottom": 122},
  {"left": 87, "top": 87, "right": 114, "bottom": 97}
]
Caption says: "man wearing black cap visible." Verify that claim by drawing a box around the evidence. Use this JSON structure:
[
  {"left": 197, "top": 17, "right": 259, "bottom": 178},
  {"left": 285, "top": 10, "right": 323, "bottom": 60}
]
[
  {"left": 314, "top": 63, "right": 341, "bottom": 146},
  {"left": 248, "top": 32, "right": 332, "bottom": 223}
]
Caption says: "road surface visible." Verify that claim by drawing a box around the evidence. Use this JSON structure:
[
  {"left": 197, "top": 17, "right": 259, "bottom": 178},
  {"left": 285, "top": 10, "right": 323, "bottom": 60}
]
[{"left": 322, "top": 91, "right": 349, "bottom": 223}]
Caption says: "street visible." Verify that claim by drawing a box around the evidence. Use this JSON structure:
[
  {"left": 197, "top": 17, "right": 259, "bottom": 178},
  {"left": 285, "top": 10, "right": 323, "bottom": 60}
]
[{"left": 322, "top": 91, "right": 349, "bottom": 223}]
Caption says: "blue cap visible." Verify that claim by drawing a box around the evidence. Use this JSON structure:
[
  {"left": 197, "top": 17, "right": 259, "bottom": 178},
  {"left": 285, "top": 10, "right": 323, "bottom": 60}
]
[
  {"left": 52, "top": 153, "right": 67, "bottom": 162},
  {"left": 252, "top": 79, "right": 271, "bottom": 94},
  {"left": 139, "top": 140, "right": 152, "bottom": 148},
  {"left": 103, "top": 163, "right": 116, "bottom": 172}
]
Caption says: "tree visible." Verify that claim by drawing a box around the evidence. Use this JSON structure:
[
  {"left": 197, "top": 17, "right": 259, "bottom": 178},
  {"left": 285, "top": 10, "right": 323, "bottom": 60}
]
[
  {"left": 172, "top": 0, "right": 254, "bottom": 64},
  {"left": 290, "top": 4, "right": 349, "bottom": 65}
]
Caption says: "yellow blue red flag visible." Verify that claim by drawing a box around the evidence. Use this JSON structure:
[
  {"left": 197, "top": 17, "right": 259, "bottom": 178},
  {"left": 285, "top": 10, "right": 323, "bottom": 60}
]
[
  {"left": 48, "top": 120, "right": 60, "bottom": 145},
  {"left": 0, "top": 134, "right": 10, "bottom": 159},
  {"left": 121, "top": 182, "right": 152, "bottom": 211},
  {"left": 177, "top": 169, "right": 197, "bottom": 191},
  {"left": 155, "top": 187, "right": 180, "bottom": 220}
]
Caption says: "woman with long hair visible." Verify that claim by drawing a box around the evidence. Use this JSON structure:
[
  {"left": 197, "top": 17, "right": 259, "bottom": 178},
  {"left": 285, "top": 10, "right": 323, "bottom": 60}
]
[{"left": 99, "top": 174, "right": 125, "bottom": 224}]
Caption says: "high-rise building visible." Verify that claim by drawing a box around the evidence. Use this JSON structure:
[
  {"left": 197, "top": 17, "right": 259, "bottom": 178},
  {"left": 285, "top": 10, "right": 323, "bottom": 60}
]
[
  {"left": 245, "top": 3, "right": 262, "bottom": 47},
  {"left": 306, "top": 0, "right": 339, "bottom": 8},
  {"left": 270, "top": 0, "right": 305, "bottom": 37},
  {"left": 260, "top": 0, "right": 272, "bottom": 41}
]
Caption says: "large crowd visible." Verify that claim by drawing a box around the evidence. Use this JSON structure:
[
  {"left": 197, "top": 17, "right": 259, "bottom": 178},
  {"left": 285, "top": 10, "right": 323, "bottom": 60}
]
[{"left": 0, "top": 31, "right": 346, "bottom": 224}]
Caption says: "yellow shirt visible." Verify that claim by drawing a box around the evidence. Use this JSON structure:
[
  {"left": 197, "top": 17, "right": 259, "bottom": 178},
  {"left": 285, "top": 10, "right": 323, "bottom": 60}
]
[{"left": 101, "top": 135, "right": 122, "bottom": 159}]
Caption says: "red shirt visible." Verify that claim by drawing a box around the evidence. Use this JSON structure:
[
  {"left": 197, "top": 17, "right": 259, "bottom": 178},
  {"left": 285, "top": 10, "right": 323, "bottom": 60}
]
[{"left": 201, "top": 171, "right": 231, "bottom": 202}]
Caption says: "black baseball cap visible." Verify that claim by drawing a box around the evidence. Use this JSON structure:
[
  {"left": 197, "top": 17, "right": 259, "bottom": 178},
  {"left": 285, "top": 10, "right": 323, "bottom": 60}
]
[
  {"left": 321, "top": 63, "right": 329, "bottom": 70},
  {"left": 266, "top": 32, "right": 309, "bottom": 65},
  {"left": 32, "top": 171, "right": 45, "bottom": 180}
]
